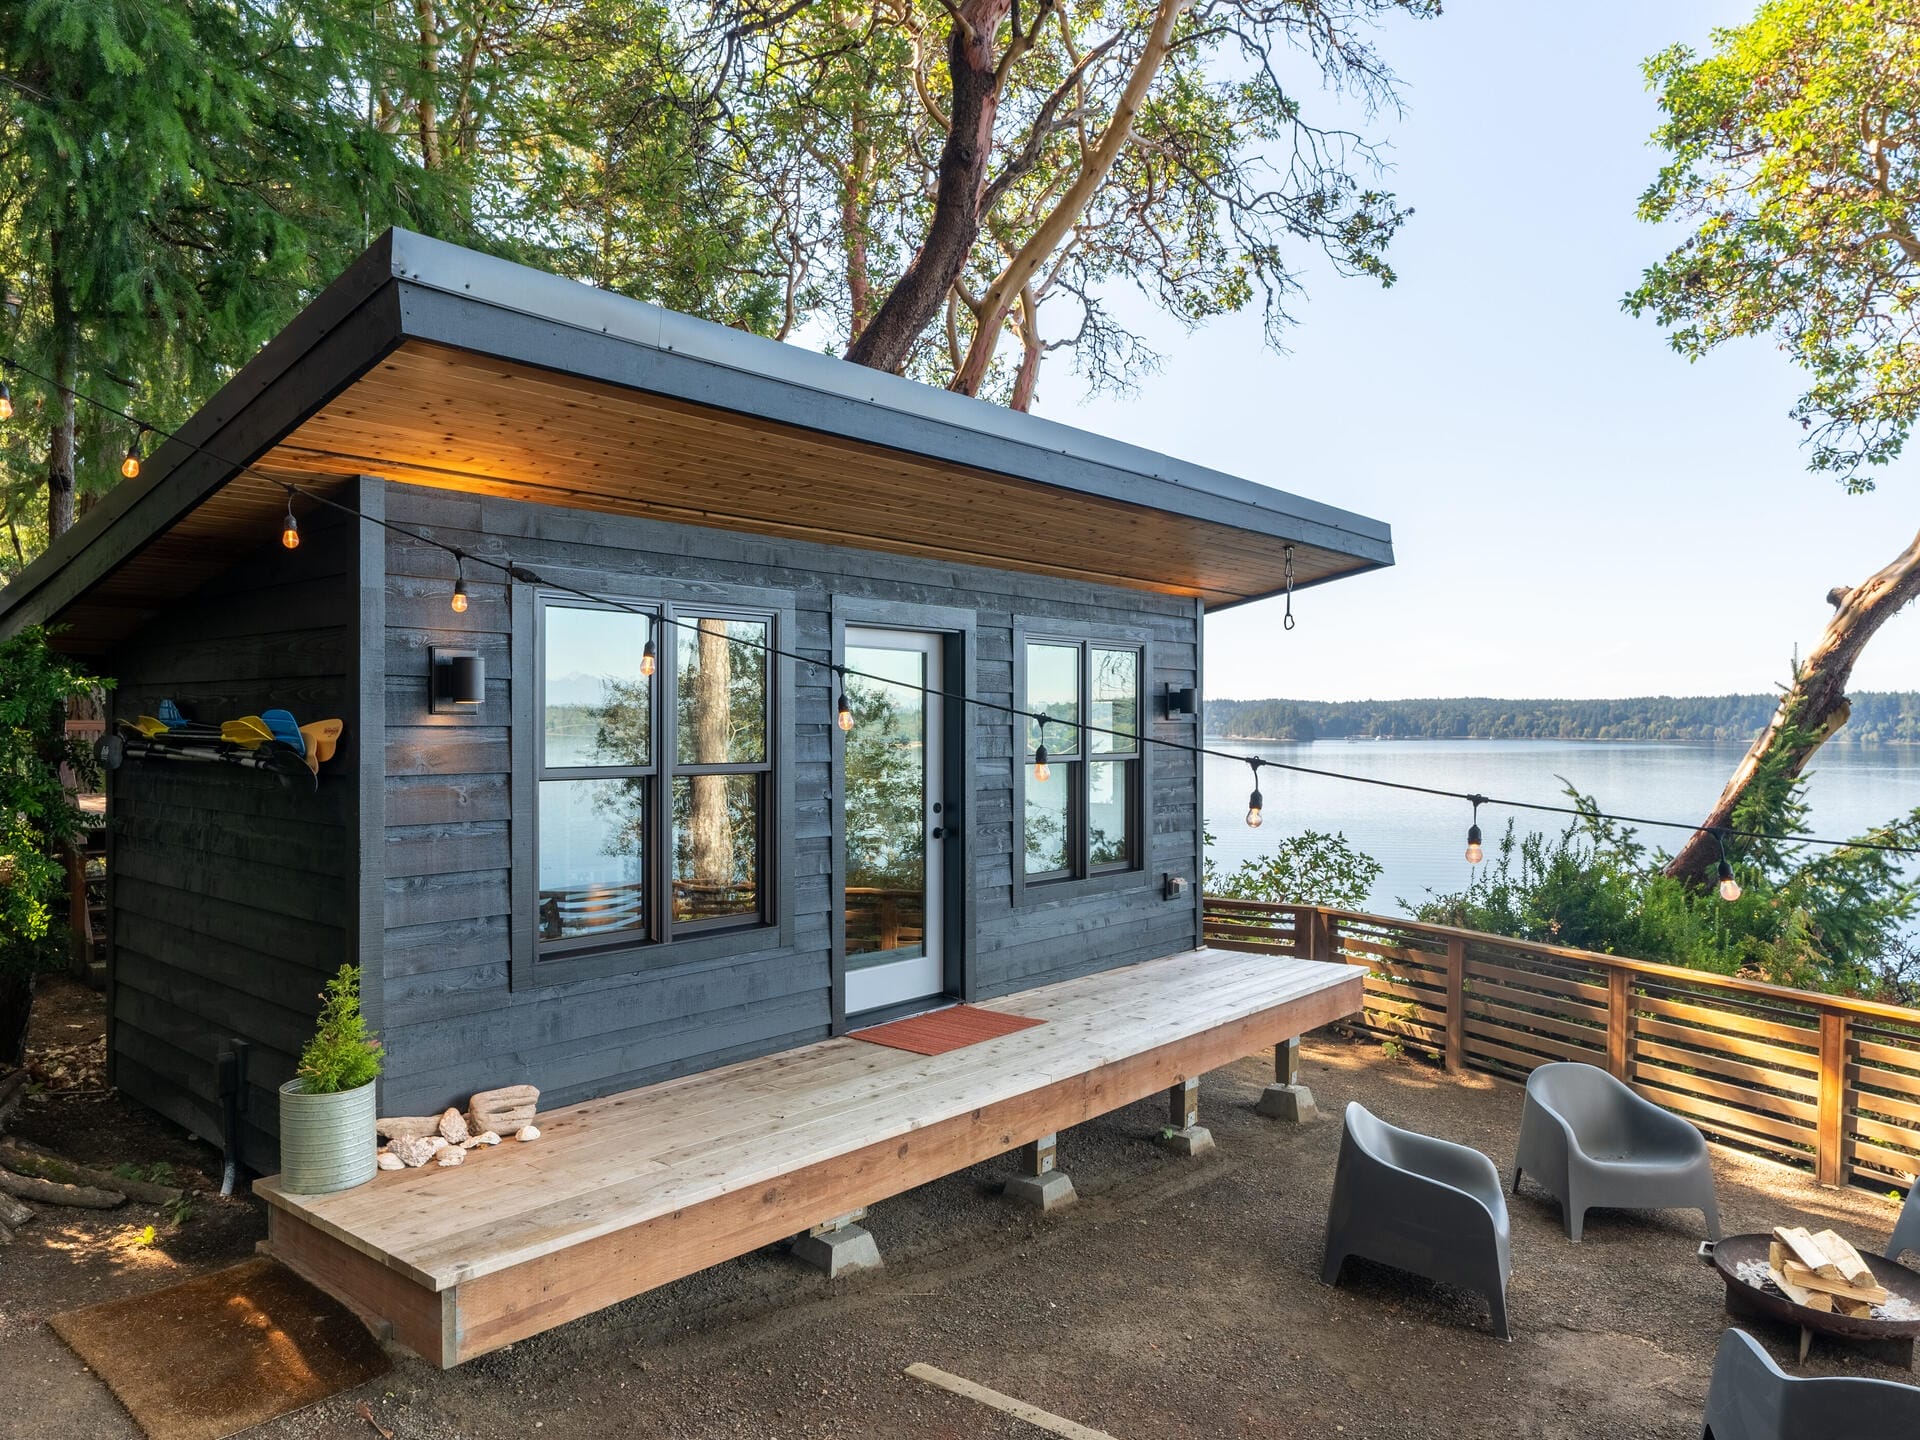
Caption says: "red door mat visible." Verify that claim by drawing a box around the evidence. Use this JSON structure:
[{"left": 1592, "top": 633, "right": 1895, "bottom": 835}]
[{"left": 850, "top": 1004, "right": 1045, "bottom": 1055}]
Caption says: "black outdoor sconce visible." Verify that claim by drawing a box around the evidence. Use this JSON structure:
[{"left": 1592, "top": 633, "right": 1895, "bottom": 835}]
[
  {"left": 430, "top": 647, "right": 485, "bottom": 713},
  {"left": 1164, "top": 684, "right": 1196, "bottom": 720}
]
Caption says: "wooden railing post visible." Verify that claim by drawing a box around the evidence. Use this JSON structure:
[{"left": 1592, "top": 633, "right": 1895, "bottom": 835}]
[
  {"left": 1816, "top": 1009, "right": 1846, "bottom": 1188},
  {"left": 1607, "top": 968, "right": 1631, "bottom": 1083},
  {"left": 1443, "top": 937, "right": 1466, "bottom": 1073},
  {"left": 1324, "top": 912, "right": 1341, "bottom": 964}
]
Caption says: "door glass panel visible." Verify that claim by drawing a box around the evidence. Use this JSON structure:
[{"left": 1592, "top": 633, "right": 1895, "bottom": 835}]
[
  {"left": 1090, "top": 648, "right": 1138, "bottom": 754},
  {"left": 1025, "top": 642, "right": 1080, "bottom": 757},
  {"left": 844, "top": 645, "right": 928, "bottom": 965}
]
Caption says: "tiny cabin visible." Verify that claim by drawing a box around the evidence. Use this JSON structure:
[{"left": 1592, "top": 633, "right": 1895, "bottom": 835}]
[{"left": 0, "top": 232, "right": 1392, "bottom": 1362}]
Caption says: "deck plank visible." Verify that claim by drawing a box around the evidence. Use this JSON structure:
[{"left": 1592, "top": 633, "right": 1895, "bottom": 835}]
[{"left": 259, "top": 948, "right": 1367, "bottom": 1305}]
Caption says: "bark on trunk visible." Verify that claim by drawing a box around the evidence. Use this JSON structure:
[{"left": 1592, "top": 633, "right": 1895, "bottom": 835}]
[
  {"left": 843, "top": 0, "right": 1012, "bottom": 374},
  {"left": 1665, "top": 524, "right": 1920, "bottom": 884},
  {"left": 1008, "top": 287, "right": 1043, "bottom": 411},
  {"left": 46, "top": 303, "right": 76, "bottom": 541}
]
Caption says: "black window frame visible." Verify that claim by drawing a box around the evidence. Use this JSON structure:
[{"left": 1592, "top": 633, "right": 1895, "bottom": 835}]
[
  {"left": 511, "top": 581, "right": 795, "bottom": 989},
  {"left": 1011, "top": 621, "right": 1149, "bottom": 903}
]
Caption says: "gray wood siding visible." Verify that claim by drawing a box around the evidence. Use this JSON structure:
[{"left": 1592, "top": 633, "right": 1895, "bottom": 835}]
[
  {"left": 106, "top": 512, "right": 361, "bottom": 1171},
  {"left": 376, "top": 480, "right": 1202, "bottom": 1117}
]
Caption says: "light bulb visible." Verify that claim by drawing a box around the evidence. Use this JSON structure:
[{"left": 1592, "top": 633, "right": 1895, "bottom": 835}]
[
  {"left": 837, "top": 693, "right": 854, "bottom": 732},
  {"left": 1246, "top": 787, "right": 1264, "bottom": 828},
  {"left": 0, "top": 381, "right": 13, "bottom": 421},
  {"left": 450, "top": 578, "right": 469, "bottom": 613},
  {"left": 1466, "top": 823, "right": 1484, "bottom": 865},
  {"left": 121, "top": 447, "right": 141, "bottom": 479},
  {"left": 640, "top": 639, "right": 657, "bottom": 678},
  {"left": 1717, "top": 859, "right": 1741, "bottom": 903},
  {"left": 280, "top": 511, "right": 300, "bottom": 550},
  {"left": 1032, "top": 744, "right": 1049, "bottom": 784}
]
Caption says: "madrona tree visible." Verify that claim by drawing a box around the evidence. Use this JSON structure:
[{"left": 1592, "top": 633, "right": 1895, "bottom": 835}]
[{"left": 1627, "top": 0, "right": 1920, "bottom": 884}]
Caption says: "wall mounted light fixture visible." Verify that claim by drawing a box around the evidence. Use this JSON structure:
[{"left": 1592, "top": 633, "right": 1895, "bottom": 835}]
[{"left": 431, "top": 647, "right": 485, "bottom": 713}]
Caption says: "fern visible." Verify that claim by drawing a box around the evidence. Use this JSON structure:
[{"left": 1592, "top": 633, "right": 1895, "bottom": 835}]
[{"left": 296, "top": 965, "right": 382, "bottom": 1094}]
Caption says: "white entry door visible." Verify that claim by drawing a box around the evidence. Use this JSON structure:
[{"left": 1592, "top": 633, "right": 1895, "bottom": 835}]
[{"left": 842, "top": 627, "right": 946, "bottom": 1016}]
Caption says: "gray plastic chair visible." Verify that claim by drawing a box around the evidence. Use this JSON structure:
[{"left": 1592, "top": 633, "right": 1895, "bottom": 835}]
[
  {"left": 1514, "top": 1061, "right": 1720, "bottom": 1243},
  {"left": 1321, "top": 1101, "right": 1513, "bottom": 1339},
  {"left": 1700, "top": 1327, "right": 1920, "bottom": 1438},
  {"left": 1889, "top": 1183, "right": 1919, "bottom": 1266}
]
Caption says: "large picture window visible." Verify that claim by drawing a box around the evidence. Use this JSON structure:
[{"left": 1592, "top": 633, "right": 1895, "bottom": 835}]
[
  {"left": 536, "top": 598, "right": 773, "bottom": 958},
  {"left": 1019, "top": 635, "right": 1142, "bottom": 885}
]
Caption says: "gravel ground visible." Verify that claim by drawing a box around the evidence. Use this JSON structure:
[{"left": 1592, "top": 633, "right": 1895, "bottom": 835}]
[{"left": 1, "top": 978, "right": 1913, "bottom": 1440}]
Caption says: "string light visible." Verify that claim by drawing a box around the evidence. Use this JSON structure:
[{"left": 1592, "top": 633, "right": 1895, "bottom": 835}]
[
  {"left": 835, "top": 668, "right": 854, "bottom": 732},
  {"left": 1465, "top": 794, "right": 1487, "bottom": 865},
  {"left": 3, "top": 346, "right": 1913, "bottom": 871},
  {"left": 120, "top": 426, "right": 147, "bottom": 479},
  {"left": 1715, "top": 831, "right": 1742, "bottom": 903},
  {"left": 450, "top": 554, "right": 469, "bottom": 613},
  {"left": 1032, "top": 717, "right": 1050, "bottom": 784},
  {"left": 640, "top": 638, "right": 657, "bottom": 678},
  {"left": 1245, "top": 758, "right": 1265, "bottom": 828}
]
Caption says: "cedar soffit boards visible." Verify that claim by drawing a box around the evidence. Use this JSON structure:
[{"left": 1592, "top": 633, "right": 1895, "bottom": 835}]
[{"left": 0, "top": 229, "right": 1394, "bottom": 654}]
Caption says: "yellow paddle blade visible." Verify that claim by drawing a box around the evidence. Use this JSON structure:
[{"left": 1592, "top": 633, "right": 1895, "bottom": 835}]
[
  {"left": 129, "top": 715, "right": 171, "bottom": 738},
  {"left": 220, "top": 716, "right": 274, "bottom": 748}
]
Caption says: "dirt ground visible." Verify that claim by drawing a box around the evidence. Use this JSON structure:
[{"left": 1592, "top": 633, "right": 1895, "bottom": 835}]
[{"left": 1, "top": 974, "right": 1913, "bottom": 1440}]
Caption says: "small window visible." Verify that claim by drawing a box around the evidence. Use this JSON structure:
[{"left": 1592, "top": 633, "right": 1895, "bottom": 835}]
[
  {"left": 1020, "top": 636, "right": 1142, "bottom": 884},
  {"left": 536, "top": 600, "right": 773, "bottom": 958}
]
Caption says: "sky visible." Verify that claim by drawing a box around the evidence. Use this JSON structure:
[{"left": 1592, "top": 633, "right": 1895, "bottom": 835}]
[{"left": 1033, "top": 1, "right": 1920, "bottom": 703}]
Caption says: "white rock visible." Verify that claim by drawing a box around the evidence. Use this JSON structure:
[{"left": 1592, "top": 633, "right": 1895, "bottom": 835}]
[
  {"left": 388, "top": 1135, "right": 441, "bottom": 1167},
  {"left": 437, "top": 1146, "right": 466, "bottom": 1168},
  {"left": 470, "top": 1084, "right": 539, "bottom": 1136},
  {"left": 376, "top": 1151, "right": 405, "bottom": 1171},
  {"left": 474, "top": 1131, "right": 501, "bottom": 1146},
  {"left": 437, "top": 1107, "right": 470, "bottom": 1145},
  {"left": 516, "top": 1124, "right": 541, "bottom": 1142},
  {"left": 377, "top": 1115, "right": 442, "bottom": 1142}
]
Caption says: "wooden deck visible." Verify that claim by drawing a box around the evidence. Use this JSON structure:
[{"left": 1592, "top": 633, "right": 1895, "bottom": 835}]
[{"left": 257, "top": 947, "right": 1362, "bottom": 1366}]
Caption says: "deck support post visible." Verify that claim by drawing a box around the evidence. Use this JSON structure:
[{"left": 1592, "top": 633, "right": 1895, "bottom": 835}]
[
  {"left": 1158, "top": 1077, "right": 1215, "bottom": 1156},
  {"left": 1003, "top": 1132, "right": 1076, "bottom": 1212},
  {"left": 1255, "top": 1038, "right": 1318, "bottom": 1122},
  {"left": 790, "top": 1208, "right": 883, "bottom": 1279}
]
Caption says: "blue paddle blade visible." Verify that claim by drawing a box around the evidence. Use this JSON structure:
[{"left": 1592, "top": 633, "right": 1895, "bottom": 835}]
[
  {"left": 157, "top": 699, "right": 186, "bottom": 728},
  {"left": 260, "top": 709, "right": 304, "bottom": 757}
]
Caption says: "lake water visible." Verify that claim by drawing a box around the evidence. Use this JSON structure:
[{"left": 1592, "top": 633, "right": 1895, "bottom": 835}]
[{"left": 1202, "top": 738, "right": 1920, "bottom": 916}]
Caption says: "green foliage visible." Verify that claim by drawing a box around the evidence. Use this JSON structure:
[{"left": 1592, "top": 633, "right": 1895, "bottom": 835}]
[
  {"left": 1207, "top": 692, "right": 1920, "bottom": 744},
  {"left": 0, "top": 628, "right": 104, "bottom": 982},
  {"left": 1412, "top": 784, "right": 1920, "bottom": 1003},
  {"left": 296, "top": 965, "right": 382, "bottom": 1095},
  {"left": 1204, "top": 826, "right": 1383, "bottom": 910},
  {"left": 1627, "top": 0, "right": 1920, "bottom": 485}
]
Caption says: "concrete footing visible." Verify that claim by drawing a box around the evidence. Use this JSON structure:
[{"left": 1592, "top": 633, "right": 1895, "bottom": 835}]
[
  {"left": 1256, "top": 1082, "right": 1318, "bottom": 1123},
  {"left": 791, "top": 1215, "right": 883, "bottom": 1278},
  {"left": 1003, "top": 1170, "right": 1077, "bottom": 1212},
  {"left": 1157, "top": 1125, "right": 1216, "bottom": 1157}
]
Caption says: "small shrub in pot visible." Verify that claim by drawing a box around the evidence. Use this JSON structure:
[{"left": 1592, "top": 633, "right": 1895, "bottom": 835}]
[{"left": 279, "top": 964, "right": 382, "bottom": 1193}]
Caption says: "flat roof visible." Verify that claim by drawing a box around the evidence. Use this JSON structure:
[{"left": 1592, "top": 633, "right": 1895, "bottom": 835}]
[{"left": 0, "top": 229, "right": 1393, "bottom": 652}]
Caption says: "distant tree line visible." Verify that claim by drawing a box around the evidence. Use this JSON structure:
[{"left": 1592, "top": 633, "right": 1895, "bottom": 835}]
[{"left": 1206, "top": 693, "right": 1920, "bottom": 745}]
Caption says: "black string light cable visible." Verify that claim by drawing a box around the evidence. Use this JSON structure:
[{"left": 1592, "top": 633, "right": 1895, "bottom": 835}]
[{"left": 8, "top": 349, "right": 1920, "bottom": 866}]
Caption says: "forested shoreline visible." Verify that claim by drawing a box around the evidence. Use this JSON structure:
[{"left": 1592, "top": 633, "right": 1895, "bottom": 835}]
[{"left": 1206, "top": 693, "right": 1920, "bottom": 745}]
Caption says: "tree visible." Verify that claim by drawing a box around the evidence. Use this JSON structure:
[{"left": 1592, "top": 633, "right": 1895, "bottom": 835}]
[
  {"left": 716, "top": 0, "right": 1433, "bottom": 404},
  {"left": 1626, "top": 0, "right": 1920, "bottom": 885},
  {"left": 0, "top": 628, "right": 103, "bottom": 1067},
  {"left": 0, "top": 0, "right": 460, "bottom": 547}
]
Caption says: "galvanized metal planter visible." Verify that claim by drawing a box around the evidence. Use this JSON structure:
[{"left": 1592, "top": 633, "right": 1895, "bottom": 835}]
[{"left": 278, "top": 1077, "right": 377, "bottom": 1194}]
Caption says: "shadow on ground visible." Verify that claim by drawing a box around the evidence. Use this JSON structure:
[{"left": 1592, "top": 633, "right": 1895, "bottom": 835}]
[{"left": 2, "top": 992, "right": 1910, "bottom": 1439}]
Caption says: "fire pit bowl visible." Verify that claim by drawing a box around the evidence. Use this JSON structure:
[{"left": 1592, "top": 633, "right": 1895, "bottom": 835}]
[{"left": 1699, "top": 1234, "right": 1920, "bottom": 1368}]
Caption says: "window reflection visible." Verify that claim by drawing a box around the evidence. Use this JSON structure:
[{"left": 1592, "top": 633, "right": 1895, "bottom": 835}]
[
  {"left": 544, "top": 609, "right": 651, "bottom": 768},
  {"left": 538, "top": 778, "right": 647, "bottom": 941},
  {"left": 676, "top": 617, "right": 768, "bottom": 765},
  {"left": 844, "top": 647, "right": 928, "bottom": 959},
  {"left": 671, "top": 774, "right": 760, "bottom": 923}
]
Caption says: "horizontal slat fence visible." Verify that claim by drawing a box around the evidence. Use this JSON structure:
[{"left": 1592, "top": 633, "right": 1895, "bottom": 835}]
[{"left": 1204, "top": 898, "right": 1920, "bottom": 1194}]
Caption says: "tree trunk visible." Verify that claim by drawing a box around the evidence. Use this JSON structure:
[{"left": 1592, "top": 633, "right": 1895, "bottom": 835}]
[
  {"left": 46, "top": 289, "right": 77, "bottom": 541},
  {"left": 689, "top": 619, "right": 733, "bottom": 896},
  {"left": 1665, "top": 524, "right": 1920, "bottom": 884},
  {"left": 1008, "top": 287, "right": 1043, "bottom": 411},
  {"left": 0, "top": 970, "right": 34, "bottom": 1072},
  {"left": 843, "top": 0, "right": 1012, "bottom": 374}
]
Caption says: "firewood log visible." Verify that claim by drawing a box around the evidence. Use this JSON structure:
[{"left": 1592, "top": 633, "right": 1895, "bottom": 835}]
[
  {"left": 0, "top": 1144, "right": 180, "bottom": 1205},
  {"left": 0, "top": 1169, "right": 124, "bottom": 1209}
]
